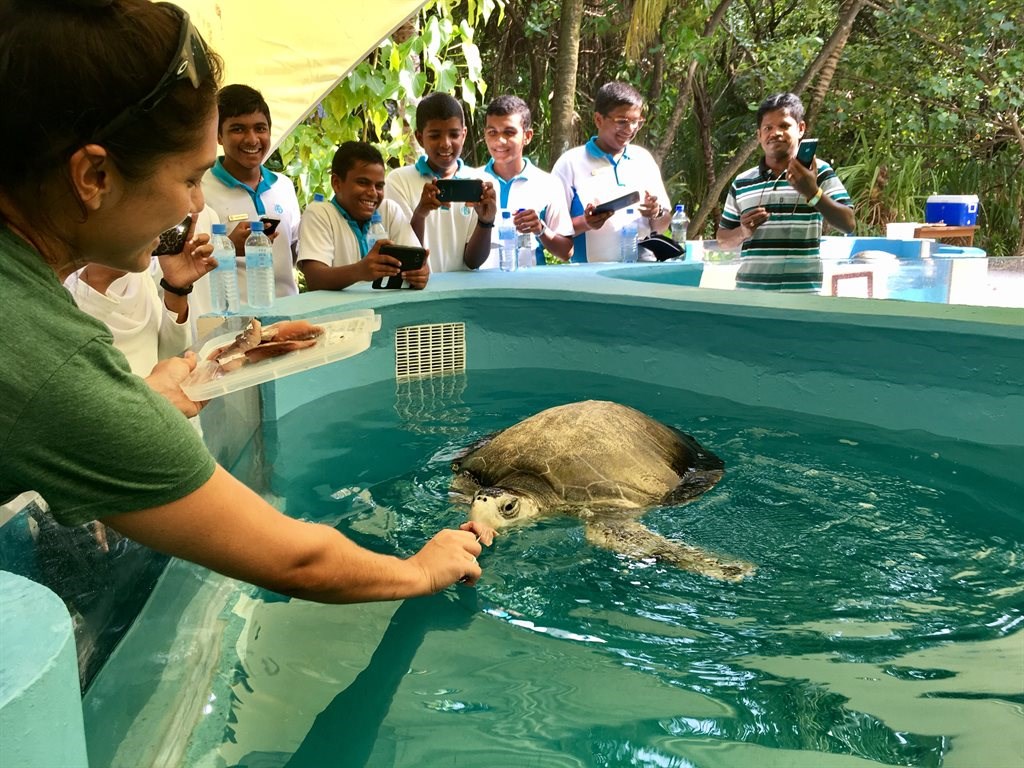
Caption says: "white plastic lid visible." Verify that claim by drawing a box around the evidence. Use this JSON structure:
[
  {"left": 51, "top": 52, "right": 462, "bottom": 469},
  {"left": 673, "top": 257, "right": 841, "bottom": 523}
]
[
  {"left": 926, "top": 195, "right": 979, "bottom": 203},
  {"left": 182, "top": 309, "right": 382, "bottom": 400}
]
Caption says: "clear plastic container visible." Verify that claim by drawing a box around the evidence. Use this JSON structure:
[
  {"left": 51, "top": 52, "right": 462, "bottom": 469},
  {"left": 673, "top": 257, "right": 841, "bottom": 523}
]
[{"left": 181, "top": 309, "right": 382, "bottom": 400}]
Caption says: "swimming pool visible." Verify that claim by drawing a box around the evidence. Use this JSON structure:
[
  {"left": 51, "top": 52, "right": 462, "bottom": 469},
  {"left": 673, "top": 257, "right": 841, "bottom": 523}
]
[{"left": 77, "top": 265, "right": 1022, "bottom": 766}]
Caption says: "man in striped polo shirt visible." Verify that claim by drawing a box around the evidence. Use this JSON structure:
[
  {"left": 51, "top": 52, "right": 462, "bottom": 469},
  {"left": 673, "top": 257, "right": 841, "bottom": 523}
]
[{"left": 717, "top": 93, "right": 855, "bottom": 292}]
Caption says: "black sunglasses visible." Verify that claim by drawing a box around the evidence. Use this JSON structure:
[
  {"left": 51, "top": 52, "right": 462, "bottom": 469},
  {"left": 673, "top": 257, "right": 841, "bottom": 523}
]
[{"left": 92, "top": 3, "right": 211, "bottom": 143}]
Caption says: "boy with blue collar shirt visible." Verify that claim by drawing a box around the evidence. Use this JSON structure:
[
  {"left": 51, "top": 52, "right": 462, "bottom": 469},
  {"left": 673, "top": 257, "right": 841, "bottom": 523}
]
[
  {"left": 202, "top": 84, "right": 300, "bottom": 301},
  {"left": 478, "top": 95, "right": 574, "bottom": 266},
  {"left": 298, "top": 141, "right": 427, "bottom": 290},
  {"left": 383, "top": 93, "right": 497, "bottom": 272},
  {"left": 552, "top": 82, "right": 672, "bottom": 262}
]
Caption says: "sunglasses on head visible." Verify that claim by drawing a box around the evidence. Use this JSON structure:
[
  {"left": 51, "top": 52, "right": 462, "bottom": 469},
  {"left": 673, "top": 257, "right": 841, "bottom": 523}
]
[{"left": 92, "top": 3, "right": 211, "bottom": 142}]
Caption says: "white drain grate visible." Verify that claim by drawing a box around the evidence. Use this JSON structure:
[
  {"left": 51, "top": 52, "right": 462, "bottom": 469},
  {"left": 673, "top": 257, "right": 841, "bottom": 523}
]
[{"left": 395, "top": 322, "right": 466, "bottom": 379}]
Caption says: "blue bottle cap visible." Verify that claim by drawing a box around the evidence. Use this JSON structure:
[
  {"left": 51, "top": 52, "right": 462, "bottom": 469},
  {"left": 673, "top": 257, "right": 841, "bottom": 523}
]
[
  {"left": 250, "top": 221, "right": 264, "bottom": 232},
  {"left": 212, "top": 223, "right": 227, "bottom": 235}
]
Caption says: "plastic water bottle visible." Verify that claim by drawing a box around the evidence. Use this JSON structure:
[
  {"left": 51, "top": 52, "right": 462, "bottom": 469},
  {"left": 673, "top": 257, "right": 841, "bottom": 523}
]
[
  {"left": 208, "top": 222, "right": 239, "bottom": 315},
  {"left": 515, "top": 210, "right": 535, "bottom": 269},
  {"left": 366, "top": 210, "right": 387, "bottom": 254},
  {"left": 498, "top": 211, "right": 517, "bottom": 272},
  {"left": 671, "top": 204, "right": 691, "bottom": 260},
  {"left": 619, "top": 208, "right": 639, "bottom": 263},
  {"left": 670, "top": 204, "right": 689, "bottom": 243},
  {"left": 245, "top": 220, "right": 274, "bottom": 310}
]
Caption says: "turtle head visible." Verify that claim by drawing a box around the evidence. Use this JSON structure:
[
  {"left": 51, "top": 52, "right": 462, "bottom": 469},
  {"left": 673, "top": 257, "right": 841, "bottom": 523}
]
[{"left": 469, "top": 487, "right": 540, "bottom": 529}]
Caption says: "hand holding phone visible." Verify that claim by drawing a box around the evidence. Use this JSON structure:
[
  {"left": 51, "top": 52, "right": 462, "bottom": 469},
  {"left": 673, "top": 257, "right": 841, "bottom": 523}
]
[
  {"left": 152, "top": 213, "right": 193, "bottom": 256},
  {"left": 259, "top": 217, "right": 281, "bottom": 236},
  {"left": 435, "top": 178, "right": 484, "bottom": 203},
  {"left": 592, "top": 190, "right": 641, "bottom": 215},
  {"left": 796, "top": 138, "right": 818, "bottom": 169},
  {"left": 371, "top": 245, "right": 428, "bottom": 289}
]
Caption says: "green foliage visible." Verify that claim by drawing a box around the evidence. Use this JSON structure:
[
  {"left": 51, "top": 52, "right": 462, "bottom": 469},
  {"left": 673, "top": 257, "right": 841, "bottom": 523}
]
[{"left": 277, "top": 0, "right": 500, "bottom": 207}]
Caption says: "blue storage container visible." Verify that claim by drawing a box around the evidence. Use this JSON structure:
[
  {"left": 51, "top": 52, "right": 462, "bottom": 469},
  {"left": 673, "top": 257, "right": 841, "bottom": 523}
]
[{"left": 925, "top": 194, "right": 979, "bottom": 226}]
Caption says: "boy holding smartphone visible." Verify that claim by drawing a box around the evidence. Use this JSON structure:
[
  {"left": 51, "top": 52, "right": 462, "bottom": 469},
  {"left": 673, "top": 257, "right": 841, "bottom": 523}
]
[
  {"left": 383, "top": 93, "right": 497, "bottom": 272},
  {"left": 202, "top": 84, "right": 301, "bottom": 303},
  {"left": 478, "top": 95, "right": 574, "bottom": 266},
  {"left": 551, "top": 81, "right": 672, "bottom": 262},
  {"left": 716, "top": 92, "right": 855, "bottom": 292},
  {"left": 298, "top": 142, "right": 428, "bottom": 290}
]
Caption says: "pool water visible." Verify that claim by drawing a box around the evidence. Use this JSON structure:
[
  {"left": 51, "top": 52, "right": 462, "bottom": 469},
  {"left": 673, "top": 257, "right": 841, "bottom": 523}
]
[{"left": 206, "top": 368, "right": 1023, "bottom": 768}]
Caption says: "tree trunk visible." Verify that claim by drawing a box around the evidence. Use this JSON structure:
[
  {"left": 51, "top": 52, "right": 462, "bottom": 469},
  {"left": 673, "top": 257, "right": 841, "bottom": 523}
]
[
  {"left": 548, "top": 0, "right": 585, "bottom": 167},
  {"left": 653, "top": 0, "right": 735, "bottom": 165},
  {"left": 805, "top": 0, "right": 857, "bottom": 134},
  {"left": 689, "top": 0, "right": 868, "bottom": 236}
]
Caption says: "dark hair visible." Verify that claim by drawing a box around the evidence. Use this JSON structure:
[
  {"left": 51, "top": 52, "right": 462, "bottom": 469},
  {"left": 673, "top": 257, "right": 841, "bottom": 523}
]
[
  {"left": 757, "top": 93, "right": 805, "bottom": 127},
  {"left": 415, "top": 92, "right": 465, "bottom": 131},
  {"left": 594, "top": 82, "right": 643, "bottom": 114},
  {"left": 331, "top": 141, "right": 385, "bottom": 179},
  {"left": 486, "top": 95, "right": 532, "bottom": 131},
  {"left": 0, "top": 0, "right": 222, "bottom": 208},
  {"left": 217, "top": 84, "right": 272, "bottom": 130}
]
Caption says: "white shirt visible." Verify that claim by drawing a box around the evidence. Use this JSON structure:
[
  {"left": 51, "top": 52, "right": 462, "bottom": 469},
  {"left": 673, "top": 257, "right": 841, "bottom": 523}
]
[
  {"left": 551, "top": 139, "right": 669, "bottom": 262},
  {"left": 202, "top": 159, "right": 300, "bottom": 302},
  {"left": 478, "top": 158, "right": 574, "bottom": 269},
  {"left": 297, "top": 199, "right": 419, "bottom": 268},
  {"left": 383, "top": 160, "right": 485, "bottom": 273},
  {"left": 64, "top": 267, "right": 191, "bottom": 378}
]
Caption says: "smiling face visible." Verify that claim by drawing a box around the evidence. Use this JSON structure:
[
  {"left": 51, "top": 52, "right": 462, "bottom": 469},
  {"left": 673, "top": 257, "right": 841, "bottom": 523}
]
[
  {"left": 594, "top": 104, "right": 644, "bottom": 156},
  {"left": 331, "top": 160, "right": 386, "bottom": 222},
  {"left": 218, "top": 111, "right": 271, "bottom": 180},
  {"left": 484, "top": 112, "right": 533, "bottom": 176},
  {"left": 415, "top": 117, "right": 467, "bottom": 177},
  {"left": 76, "top": 114, "right": 217, "bottom": 276},
  {"left": 758, "top": 107, "right": 805, "bottom": 171}
]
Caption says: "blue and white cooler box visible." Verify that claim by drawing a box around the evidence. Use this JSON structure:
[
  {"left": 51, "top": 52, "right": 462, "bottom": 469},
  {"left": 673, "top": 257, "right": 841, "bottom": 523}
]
[{"left": 925, "top": 194, "right": 979, "bottom": 226}]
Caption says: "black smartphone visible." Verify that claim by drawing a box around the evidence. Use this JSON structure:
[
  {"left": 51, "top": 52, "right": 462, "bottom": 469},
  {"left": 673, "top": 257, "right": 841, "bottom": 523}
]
[
  {"left": 592, "top": 190, "right": 640, "bottom": 215},
  {"left": 796, "top": 138, "right": 818, "bottom": 168},
  {"left": 435, "top": 178, "right": 484, "bottom": 203},
  {"left": 152, "top": 213, "right": 192, "bottom": 256},
  {"left": 260, "top": 217, "right": 281, "bottom": 236},
  {"left": 372, "top": 245, "right": 427, "bottom": 289}
]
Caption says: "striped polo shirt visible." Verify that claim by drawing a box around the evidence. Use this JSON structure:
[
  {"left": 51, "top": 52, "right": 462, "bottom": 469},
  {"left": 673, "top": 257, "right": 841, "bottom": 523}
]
[{"left": 720, "top": 158, "right": 852, "bottom": 292}]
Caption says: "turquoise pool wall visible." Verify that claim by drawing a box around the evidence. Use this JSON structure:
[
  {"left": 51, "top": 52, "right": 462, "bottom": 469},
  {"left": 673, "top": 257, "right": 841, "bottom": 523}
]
[{"left": 260, "top": 266, "right": 1023, "bottom": 462}]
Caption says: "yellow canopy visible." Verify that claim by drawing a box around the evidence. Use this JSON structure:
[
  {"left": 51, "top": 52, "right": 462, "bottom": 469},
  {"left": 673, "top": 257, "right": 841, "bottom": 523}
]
[{"left": 177, "top": 1, "right": 428, "bottom": 148}]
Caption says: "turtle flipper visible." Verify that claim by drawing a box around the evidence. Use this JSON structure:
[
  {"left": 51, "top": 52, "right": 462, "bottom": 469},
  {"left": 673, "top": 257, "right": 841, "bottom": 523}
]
[
  {"left": 662, "top": 469, "right": 725, "bottom": 506},
  {"left": 583, "top": 518, "right": 755, "bottom": 582}
]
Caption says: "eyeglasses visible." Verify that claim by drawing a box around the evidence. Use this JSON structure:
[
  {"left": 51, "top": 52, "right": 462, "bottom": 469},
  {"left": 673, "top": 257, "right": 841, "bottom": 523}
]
[
  {"left": 92, "top": 3, "right": 211, "bottom": 143},
  {"left": 607, "top": 117, "right": 645, "bottom": 131}
]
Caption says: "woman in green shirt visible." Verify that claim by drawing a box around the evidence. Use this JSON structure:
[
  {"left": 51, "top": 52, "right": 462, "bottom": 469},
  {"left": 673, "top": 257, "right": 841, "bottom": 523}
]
[{"left": 0, "top": 0, "right": 489, "bottom": 603}]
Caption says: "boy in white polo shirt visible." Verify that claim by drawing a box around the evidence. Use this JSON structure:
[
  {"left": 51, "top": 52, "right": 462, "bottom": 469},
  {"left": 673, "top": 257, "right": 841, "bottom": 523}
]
[
  {"left": 298, "top": 141, "right": 428, "bottom": 290},
  {"left": 383, "top": 93, "right": 497, "bottom": 272},
  {"left": 479, "top": 95, "right": 574, "bottom": 267},
  {"left": 201, "top": 84, "right": 300, "bottom": 302},
  {"left": 552, "top": 81, "right": 672, "bottom": 262}
]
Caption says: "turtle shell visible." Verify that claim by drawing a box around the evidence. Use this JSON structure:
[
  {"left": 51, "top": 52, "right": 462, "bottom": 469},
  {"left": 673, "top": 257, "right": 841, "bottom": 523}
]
[{"left": 452, "top": 400, "right": 723, "bottom": 511}]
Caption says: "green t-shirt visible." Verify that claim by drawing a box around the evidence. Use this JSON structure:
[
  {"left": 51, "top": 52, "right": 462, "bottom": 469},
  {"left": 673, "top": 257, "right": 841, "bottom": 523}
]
[{"left": 0, "top": 226, "right": 216, "bottom": 526}]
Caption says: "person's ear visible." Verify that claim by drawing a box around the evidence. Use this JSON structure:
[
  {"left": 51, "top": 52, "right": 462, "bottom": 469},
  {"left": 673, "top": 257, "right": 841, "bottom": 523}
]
[
  {"left": 68, "top": 145, "right": 113, "bottom": 211},
  {"left": 523, "top": 128, "right": 535, "bottom": 145},
  {"left": 330, "top": 172, "right": 344, "bottom": 196}
]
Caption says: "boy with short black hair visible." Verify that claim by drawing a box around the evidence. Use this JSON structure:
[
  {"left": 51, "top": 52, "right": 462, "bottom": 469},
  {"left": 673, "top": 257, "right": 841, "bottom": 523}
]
[
  {"left": 552, "top": 81, "right": 671, "bottom": 262},
  {"left": 298, "top": 141, "right": 427, "bottom": 290},
  {"left": 202, "top": 84, "right": 301, "bottom": 301},
  {"left": 479, "top": 95, "right": 573, "bottom": 265},
  {"left": 383, "top": 92, "right": 497, "bottom": 272},
  {"left": 716, "top": 92, "right": 855, "bottom": 292}
]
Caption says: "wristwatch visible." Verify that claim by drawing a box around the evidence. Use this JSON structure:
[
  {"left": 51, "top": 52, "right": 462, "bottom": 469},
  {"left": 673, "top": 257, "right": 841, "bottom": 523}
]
[{"left": 159, "top": 277, "right": 193, "bottom": 296}]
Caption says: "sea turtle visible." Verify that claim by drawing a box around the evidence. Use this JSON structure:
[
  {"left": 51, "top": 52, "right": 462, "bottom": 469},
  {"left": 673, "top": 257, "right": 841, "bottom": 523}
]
[{"left": 450, "top": 400, "right": 755, "bottom": 582}]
